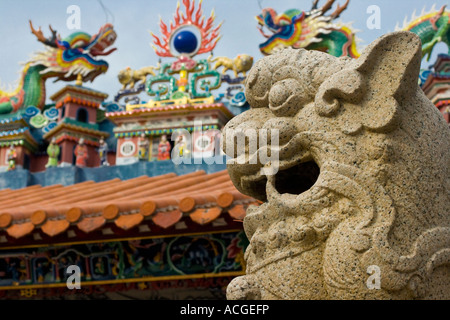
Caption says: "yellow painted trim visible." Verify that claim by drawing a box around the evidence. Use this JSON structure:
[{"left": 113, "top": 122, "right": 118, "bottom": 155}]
[
  {"left": 43, "top": 122, "right": 107, "bottom": 139},
  {"left": 405, "top": 11, "right": 450, "bottom": 31},
  {"left": 111, "top": 105, "right": 233, "bottom": 122},
  {"left": 0, "top": 271, "right": 245, "bottom": 291},
  {"left": 125, "top": 96, "right": 216, "bottom": 111},
  {"left": 49, "top": 84, "right": 108, "bottom": 102},
  {"left": 0, "top": 228, "right": 243, "bottom": 250}
]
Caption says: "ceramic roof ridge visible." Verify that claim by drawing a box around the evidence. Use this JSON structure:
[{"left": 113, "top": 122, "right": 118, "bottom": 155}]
[
  {"left": 0, "top": 184, "right": 42, "bottom": 202},
  {"left": 0, "top": 172, "right": 211, "bottom": 223},
  {"left": 87, "top": 171, "right": 202, "bottom": 202},
  {"left": 0, "top": 184, "right": 66, "bottom": 210},
  {"left": 108, "top": 171, "right": 212, "bottom": 200},
  {"left": 41, "top": 178, "right": 126, "bottom": 205},
  {"left": 54, "top": 182, "right": 128, "bottom": 203},
  {"left": 162, "top": 175, "right": 233, "bottom": 195},
  {"left": 0, "top": 170, "right": 258, "bottom": 239}
]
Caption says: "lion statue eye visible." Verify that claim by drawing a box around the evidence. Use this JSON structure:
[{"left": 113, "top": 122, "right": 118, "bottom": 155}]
[
  {"left": 268, "top": 78, "right": 310, "bottom": 116},
  {"left": 246, "top": 69, "right": 259, "bottom": 88},
  {"left": 245, "top": 68, "right": 272, "bottom": 108}
]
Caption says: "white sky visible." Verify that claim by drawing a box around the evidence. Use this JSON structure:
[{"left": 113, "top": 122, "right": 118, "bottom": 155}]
[{"left": 0, "top": 0, "right": 448, "bottom": 103}]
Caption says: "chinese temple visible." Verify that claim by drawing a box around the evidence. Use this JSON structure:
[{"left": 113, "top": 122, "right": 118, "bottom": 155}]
[
  {"left": 0, "top": 169, "right": 255, "bottom": 299},
  {"left": 421, "top": 54, "right": 450, "bottom": 124},
  {"left": 403, "top": 4, "right": 450, "bottom": 126},
  {"left": 0, "top": 0, "right": 255, "bottom": 299},
  {"left": 0, "top": 0, "right": 448, "bottom": 300}
]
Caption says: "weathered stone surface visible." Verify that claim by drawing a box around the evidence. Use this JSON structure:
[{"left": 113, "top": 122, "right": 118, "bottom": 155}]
[{"left": 223, "top": 31, "right": 450, "bottom": 300}]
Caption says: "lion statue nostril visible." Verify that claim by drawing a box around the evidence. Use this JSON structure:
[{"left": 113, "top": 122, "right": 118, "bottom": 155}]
[{"left": 262, "top": 117, "right": 297, "bottom": 145}]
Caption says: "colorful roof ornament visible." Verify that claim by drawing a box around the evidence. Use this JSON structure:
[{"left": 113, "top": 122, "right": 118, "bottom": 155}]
[
  {"left": 0, "top": 22, "right": 117, "bottom": 115},
  {"left": 145, "top": 0, "right": 224, "bottom": 106},
  {"left": 0, "top": 170, "right": 256, "bottom": 240},
  {"left": 256, "top": 0, "right": 360, "bottom": 57},
  {"left": 29, "top": 21, "right": 117, "bottom": 84},
  {"left": 151, "top": 0, "right": 222, "bottom": 58},
  {"left": 397, "top": 4, "right": 450, "bottom": 61},
  {"left": 25, "top": 106, "right": 58, "bottom": 130},
  {"left": 113, "top": 0, "right": 252, "bottom": 114}
]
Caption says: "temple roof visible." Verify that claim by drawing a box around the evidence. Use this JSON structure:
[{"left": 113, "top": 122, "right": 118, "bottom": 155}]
[
  {"left": 106, "top": 103, "right": 234, "bottom": 120},
  {"left": 431, "top": 54, "right": 450, "bottom": 73},
  {"left": 0, "top": 114, "right": 25, "bottom": 125},
  {"left": 0, "top": 170, "right": 255, "bottom": 244},
  {"left": 50, "top": 85, "right": 109, "bottom": 102},
  {"left": 42, "top": 117, "right": 108, "bottom": 141}
]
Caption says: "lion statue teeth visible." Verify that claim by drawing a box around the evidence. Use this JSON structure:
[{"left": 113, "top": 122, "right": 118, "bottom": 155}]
[
  {"left": 222, "top": 31, "right": 450, "bottom": 300},
  {"left": 211, "top": 54, "right": 254, "bottom": 77}
]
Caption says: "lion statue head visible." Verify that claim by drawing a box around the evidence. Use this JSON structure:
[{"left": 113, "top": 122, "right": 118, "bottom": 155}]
[
  {"left": 234, "top": 54, "right": 254, "bottom": 74},
  {"left": 222, "top": 31, "right": 450, "bottom": 300},
  {"left": 118, "top": 67, "right": 133, "bottom": 88}
]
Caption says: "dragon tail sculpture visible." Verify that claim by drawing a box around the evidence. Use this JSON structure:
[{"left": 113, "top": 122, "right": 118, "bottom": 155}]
[
  {"left": 0, "top": 64, "right": 47, "bottom": 115},
  {"left": 398, "top": 4, "right": 450, "bottom": 61}
]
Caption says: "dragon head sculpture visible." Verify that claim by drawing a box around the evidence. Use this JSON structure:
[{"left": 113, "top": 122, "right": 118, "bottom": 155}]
[
  {"left": 29, "top": 21, "right": 117, "bottom": 83},
  {"left": 256, "top": 0, "right": 359, "bottom": 58},
  {"left": 0, "top": 22, "right": 117, "bottom": 114},
  {"left": 223, "top": 31, "right": 449, "bottom": 299}
]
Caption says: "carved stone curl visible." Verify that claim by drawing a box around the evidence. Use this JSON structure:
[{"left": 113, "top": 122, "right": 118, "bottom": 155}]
[{"left": 223, "top": 31, "right": 450, "bottom": 300}]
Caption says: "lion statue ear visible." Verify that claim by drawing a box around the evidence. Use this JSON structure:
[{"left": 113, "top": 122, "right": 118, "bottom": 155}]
[{"left": 314, "top": 31, "right": 422, "bottom": 134}]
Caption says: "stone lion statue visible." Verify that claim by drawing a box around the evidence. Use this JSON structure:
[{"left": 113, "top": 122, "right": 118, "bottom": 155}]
[
  {"left": 211, "top": 54, "right": 254, "bottom": 77},
  {"left": 118, "top": 65, "right": 160, "bottom": 90},
  {"left": 222, "top": 31, "right": 449, "bottom": 300}
]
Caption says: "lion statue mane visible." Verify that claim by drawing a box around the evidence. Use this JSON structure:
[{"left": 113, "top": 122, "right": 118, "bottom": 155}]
[{"left": 223, "top": 31, "right": 449, "bottom": 300}]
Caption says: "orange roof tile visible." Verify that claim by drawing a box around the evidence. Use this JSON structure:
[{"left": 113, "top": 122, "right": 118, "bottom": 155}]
[
  {"left": 0, "top": 170, "right": 257, "bottom": 241},
  {"left": 190, "top": 207, "right": 223, "bottom": 225},
  {"left": 152, "top": 210, "right": 183, "bottom": 229},
  {"left": 228, "top": 204, "right": 247, "bottom": 221}
]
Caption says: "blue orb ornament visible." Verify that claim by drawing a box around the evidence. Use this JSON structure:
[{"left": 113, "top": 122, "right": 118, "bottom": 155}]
[{"left": 173, "top": 30, "right": 198, "bottom": 54}]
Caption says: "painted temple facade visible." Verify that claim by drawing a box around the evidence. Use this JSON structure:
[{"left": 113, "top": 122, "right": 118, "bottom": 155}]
[
  {"left": 421, "top": 54, "right": 450, "bottom": 125},
  {"left": 0, "top": 0, "right": 253, "bottom": 299},
  {"left": 0, "top": 0, "right": 448, "bottom": 299}
]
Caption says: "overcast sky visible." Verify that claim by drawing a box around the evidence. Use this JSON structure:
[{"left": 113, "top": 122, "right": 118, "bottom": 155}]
[{"left": 0, "top": 0, "right": 448, "bottom": 103}]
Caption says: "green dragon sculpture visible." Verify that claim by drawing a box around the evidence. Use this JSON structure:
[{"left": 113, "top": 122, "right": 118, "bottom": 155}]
[
  {"left": 257, "top": 1, "right": 450, "bottom": 62},
  {"left": 0, "top": 21, "right": 117, "bottom": 115},
  {"left": 256, "top": 0, "right": 360, "bottom": 58},
  {"left": 398, "top": 4, "right": 450, "bottom": 61}
]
